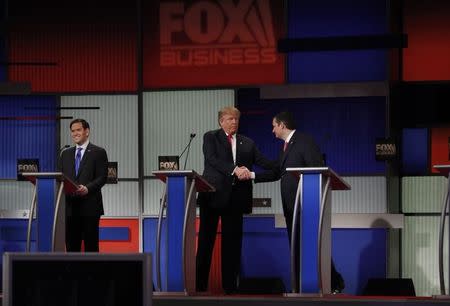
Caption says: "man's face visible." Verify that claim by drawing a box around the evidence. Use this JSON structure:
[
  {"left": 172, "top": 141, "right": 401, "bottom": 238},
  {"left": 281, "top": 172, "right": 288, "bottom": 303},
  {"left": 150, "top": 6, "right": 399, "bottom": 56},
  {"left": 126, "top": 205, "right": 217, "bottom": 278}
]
[
  {"left": 272, "top": 118, "right": 284, "bottom": 140},
  {"left": 220, "top": 113, "right": 239, "bottom": 135},
  {"left": 71, "top": 122, "right": 89, "bottom": 145}
]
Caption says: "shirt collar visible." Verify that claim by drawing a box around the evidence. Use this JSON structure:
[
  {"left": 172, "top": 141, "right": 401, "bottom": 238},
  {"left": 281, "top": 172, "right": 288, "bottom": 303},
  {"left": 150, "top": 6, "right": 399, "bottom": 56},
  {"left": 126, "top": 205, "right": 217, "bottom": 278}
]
[
  {"left": 76, "top": 140, "right": 89, "bottom": 151},
  {"left": 285, "top": 130, "right": 296, "bottom": 143}
]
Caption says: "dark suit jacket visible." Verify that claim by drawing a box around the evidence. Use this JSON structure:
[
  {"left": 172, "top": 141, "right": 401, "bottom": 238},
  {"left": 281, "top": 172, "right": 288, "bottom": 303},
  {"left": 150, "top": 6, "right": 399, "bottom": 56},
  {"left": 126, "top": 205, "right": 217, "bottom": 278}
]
[
  {"left": 59, "top": 142, "right": 108, "bottom": 217},
  {"left": 198, "top": 129, "right": 273, "bottom": 214},
  {"left": 255, "top": 131, "right": 323, "bottom": 211}
]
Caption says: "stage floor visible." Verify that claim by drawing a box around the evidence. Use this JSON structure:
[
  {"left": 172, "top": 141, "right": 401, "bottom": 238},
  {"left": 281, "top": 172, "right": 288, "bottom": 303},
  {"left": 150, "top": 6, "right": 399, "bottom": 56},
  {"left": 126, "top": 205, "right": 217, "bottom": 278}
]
[{"left": 153, "top": 293, "right": 450, "bottom": 306}]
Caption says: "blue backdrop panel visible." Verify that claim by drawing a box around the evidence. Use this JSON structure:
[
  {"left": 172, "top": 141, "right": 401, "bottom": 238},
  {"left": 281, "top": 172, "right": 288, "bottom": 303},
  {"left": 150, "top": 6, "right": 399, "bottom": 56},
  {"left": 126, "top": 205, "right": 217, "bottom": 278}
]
[
  {"left": 287, "top": 0, "right": 388, "bottom": 83},
  {"left": 238, "top": 91, "right": 386, "bottom": 175},
  {"left": 0, "top": 96, "right": 58, "bottom": 178},
  {"left": 240, "top": 217, "right": 386, "bottom": 294},
  {"left": 401, "top": 128, "right": 429, "bottom": 175},
  {"left": 332, "top": 228, "right": 387, "bottom": 295},
  {"left": 240, "top": 217, "right": 290, "bottom": 283}
]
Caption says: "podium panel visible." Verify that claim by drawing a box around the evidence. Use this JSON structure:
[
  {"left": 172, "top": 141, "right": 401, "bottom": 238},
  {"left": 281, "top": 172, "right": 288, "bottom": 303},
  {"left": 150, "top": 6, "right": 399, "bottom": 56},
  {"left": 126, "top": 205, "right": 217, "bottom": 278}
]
[
  {"left": 287, "top": 167, "right": 350, "bottom": 295},
  {"left": 153, "top": 170, "right": 214, "bottom": 294},
  {"left": 22, "top": 172, "right": 77, "bottom": 252}
]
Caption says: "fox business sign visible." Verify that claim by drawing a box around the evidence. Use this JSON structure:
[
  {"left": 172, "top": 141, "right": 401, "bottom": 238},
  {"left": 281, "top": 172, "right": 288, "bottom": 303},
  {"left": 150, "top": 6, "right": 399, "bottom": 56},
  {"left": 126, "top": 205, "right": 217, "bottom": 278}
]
[
  {"left": 375, "top": 139, "right": 397, "bottom": 161},
  {"left": 160, "top": 0, "right": 278, "bottom": 67}
]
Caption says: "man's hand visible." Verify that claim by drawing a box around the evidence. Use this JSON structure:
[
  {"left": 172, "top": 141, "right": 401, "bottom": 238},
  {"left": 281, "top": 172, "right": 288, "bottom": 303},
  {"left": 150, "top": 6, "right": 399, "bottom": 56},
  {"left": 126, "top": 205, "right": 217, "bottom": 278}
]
[
  {"left": 75, "top": 184, "right": 89, "bottom": 196},
  {"left": 235, "top": 166, "right": 251, "bottom": 180}
]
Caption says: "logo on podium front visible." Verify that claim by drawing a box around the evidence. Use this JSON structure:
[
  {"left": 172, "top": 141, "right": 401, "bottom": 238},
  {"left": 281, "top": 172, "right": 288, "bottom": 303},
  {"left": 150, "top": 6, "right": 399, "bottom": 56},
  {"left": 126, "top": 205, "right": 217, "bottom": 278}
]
[
  {"left": 158, "top": 156, "right": 180, "bottom": 170},
  {"left": 17, "top": 159, "right": 39, "bottom": 181}
]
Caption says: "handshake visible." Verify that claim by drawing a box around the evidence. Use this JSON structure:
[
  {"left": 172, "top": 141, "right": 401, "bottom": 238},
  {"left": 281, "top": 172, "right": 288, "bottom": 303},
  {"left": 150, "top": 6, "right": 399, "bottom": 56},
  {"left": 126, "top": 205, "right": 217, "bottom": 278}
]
[{"left": 234, "top": 166, "right": 252, "bottom": 181}]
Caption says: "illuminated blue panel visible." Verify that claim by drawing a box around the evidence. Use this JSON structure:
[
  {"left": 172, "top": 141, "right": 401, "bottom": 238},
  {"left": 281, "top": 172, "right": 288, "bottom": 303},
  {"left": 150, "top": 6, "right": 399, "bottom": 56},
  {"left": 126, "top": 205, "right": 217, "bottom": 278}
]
[
  {"left": 0, "top": 96, "right": 58, "bottom": 178},
  {"left": 239, "top": 92, "right": 386, "bottom": 175},
  {"left": 402, "top": 128, "right": 428, "bottom": 175},
  {"left": 287, "top": 0, "right": 388, "bottom": 82}
]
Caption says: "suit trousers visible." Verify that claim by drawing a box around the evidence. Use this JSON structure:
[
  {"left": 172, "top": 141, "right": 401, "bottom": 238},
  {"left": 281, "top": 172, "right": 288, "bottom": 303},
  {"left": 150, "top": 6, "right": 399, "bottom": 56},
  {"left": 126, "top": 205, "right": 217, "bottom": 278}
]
[
  {"left": 196, "top": 201, "right": 243, "bottom": 292},
  {"left": 66, "top": 216, "right": 100, "bottom": 252}
]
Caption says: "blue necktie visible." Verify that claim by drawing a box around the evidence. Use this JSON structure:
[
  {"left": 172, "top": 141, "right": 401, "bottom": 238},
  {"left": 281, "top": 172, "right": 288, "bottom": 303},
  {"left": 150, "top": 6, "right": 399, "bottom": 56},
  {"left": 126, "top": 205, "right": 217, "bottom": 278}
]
[{"left": 75, "top": 147, "right": 83, "bottom": 176}]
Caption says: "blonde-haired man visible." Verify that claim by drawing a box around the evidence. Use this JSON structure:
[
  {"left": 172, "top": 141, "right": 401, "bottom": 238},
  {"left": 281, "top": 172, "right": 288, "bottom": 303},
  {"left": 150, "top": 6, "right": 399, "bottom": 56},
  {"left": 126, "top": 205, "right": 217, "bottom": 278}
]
[{"left": 196, "top": 106, "right": 273, "bottom": 294}]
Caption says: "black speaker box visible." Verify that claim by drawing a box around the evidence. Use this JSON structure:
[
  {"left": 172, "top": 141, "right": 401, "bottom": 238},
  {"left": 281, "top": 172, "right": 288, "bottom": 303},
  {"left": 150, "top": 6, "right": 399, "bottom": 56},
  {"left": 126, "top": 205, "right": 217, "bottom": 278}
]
[
  {"left": 363, "top": 278, "right": 416, "bottom": 296},
  {"left": 238, "top": 277, "right": 285, "bottom": 294}
]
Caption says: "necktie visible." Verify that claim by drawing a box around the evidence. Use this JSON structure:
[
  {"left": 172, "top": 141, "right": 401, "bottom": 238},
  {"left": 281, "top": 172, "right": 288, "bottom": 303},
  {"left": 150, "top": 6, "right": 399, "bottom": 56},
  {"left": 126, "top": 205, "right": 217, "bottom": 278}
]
[
  {"left": 75, "top": 147, "right": 83, "bottom": 176},
  {"left": 283, "top": 141, "right": 288, "bottom": 152},
  {"left": 227, "top": 134, "right": 233, "bottom": 146}
]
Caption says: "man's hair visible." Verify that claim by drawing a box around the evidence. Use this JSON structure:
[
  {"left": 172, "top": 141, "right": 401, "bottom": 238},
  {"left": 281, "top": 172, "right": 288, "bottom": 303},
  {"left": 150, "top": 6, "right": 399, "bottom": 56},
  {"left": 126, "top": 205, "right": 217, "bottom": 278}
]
[
  {"left": 274, "top": 112, "right": 296, "bottom": 130},
  {"left": 218, "top": 106, "right": 240, "bottom": 123},
  {"left": 70, "top": 118, "right": 90, "bottom": 130}
]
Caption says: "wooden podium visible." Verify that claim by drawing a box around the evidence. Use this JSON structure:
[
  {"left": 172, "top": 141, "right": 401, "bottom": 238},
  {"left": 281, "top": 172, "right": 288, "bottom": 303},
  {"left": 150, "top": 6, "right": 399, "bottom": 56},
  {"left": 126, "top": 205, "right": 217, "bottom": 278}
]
[
  {"left": 152, "top": 170, "right": 215, "bottom": 294},
  {"left": 21, "top": 172, "right": 78, "bottom": 252},
  {"left": 286, "top": 167, "right": 350, "bottom": 295}
]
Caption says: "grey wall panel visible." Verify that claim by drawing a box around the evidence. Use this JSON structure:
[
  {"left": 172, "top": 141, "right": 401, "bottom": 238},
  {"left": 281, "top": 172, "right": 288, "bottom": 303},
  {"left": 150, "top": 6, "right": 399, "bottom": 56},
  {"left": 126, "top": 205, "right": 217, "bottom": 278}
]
[
  {"left": 102, "top": 182, "right": 139, "bottom": 217},
  {"left": 0, "top": 181, "right": 34, "bottom": 211},
  {"left": 402, "top": 176, "right": 448, "bottom": 213},
  {"left": 143, "top": 90, "right": 234, "bottom": 176},
  {"left": 60, "top": 95, "right": 139, "bottom": 178},
  {"left": 402, "top": 216, "right": 448, "bottom": 296},
  {"left": 252, "top": 182, "right": 283, "bottom": 214},
  {"left": 251, "top": 176, "right": 386, "bottom": 214},
  {"left": 143, "top": 179, "right": 165, "bottom": 216},
  {"left": 332, "top": 176, "right": 386, "bottom": 213}
]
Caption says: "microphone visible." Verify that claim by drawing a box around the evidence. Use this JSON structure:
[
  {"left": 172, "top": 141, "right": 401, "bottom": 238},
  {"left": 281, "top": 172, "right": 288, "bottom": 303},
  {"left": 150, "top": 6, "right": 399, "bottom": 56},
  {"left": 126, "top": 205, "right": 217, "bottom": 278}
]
[
  {"left": 57, "top": 145, "right": 70, "bottom": 170},
  {"left": 178, "top": 133, "right": 196, "bottom": 170},
  {"left": 59, "top": 145, "right": 70, "bottom": 156}
]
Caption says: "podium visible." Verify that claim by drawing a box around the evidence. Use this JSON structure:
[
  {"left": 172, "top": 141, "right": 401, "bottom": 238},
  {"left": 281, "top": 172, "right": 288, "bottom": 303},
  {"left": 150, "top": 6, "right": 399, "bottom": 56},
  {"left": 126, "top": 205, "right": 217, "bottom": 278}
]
[
  {"left": 21, "top": 172, "right": 78, "bottom": 252},
  {"left": 286, "top": 167, "right": 350, "bottom": 295},
  {"left": 433, "top": 165, "right": 450, "bottom": 297},
  {"left": 152, "top": 170, "right": 215, "bottom": 294}
]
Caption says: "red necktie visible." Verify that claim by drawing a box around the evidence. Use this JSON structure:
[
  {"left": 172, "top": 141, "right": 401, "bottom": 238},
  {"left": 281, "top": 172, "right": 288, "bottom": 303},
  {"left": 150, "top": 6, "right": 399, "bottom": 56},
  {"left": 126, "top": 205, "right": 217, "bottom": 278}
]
[
  {"left": 283, "top": 141, "right": 288, "bottom": 152},
  {"left": 227, "top": 134, "right": 233, "bottom": 146}
]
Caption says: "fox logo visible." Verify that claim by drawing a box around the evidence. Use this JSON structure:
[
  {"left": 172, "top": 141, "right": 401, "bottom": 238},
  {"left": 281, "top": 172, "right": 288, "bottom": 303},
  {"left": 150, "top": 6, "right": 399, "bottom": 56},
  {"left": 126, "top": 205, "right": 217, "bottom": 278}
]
[{"left": 159, "top": 0, "right": 278, "bottom": 67}]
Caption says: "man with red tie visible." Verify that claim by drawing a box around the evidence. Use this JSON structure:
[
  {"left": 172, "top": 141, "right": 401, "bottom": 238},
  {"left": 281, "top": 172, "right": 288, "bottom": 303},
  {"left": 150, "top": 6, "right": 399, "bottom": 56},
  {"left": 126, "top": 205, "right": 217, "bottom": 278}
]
[
  {"left": 59, "top": 118, "right": 108, "bottom": 252},
  {"left": 252, "top": 111, "right": 345, "bottom": 293},
  {"left": 196, "top": 106, "right": 273, "bottom": 294}
]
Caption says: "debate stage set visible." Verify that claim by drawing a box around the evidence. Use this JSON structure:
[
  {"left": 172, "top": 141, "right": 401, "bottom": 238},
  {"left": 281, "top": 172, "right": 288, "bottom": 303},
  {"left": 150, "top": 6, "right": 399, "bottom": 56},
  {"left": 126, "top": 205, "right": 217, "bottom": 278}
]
[{"left": 2, "top": 0, "right": 450, "bottom": 305}]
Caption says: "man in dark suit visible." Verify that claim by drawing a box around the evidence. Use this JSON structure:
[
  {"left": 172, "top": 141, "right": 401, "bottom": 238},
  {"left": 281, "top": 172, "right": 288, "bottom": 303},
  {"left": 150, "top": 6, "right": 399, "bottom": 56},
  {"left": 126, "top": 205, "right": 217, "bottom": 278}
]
[
  {"left": 196, "top": 106, "right": 273, "bottom": 294},
  {"left": 251, "top": 111, "right": 345, "bottom": 293},
  {"left": 59, "top": 118, "right": 108, "bottom": 252}
]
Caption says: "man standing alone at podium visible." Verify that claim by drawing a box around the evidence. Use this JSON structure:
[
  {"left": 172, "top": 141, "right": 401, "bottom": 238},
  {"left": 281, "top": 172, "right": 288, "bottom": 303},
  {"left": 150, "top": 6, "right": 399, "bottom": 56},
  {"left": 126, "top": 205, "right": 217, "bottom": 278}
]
[
  {"left": 59, "top": 118, "right": 108, "bottom": 252},
  {"left": 250, "top": 111, "right": 345, "bottom": 293},
  {"left": 196, "top": 106, "right": 272, "bottom": 294}
]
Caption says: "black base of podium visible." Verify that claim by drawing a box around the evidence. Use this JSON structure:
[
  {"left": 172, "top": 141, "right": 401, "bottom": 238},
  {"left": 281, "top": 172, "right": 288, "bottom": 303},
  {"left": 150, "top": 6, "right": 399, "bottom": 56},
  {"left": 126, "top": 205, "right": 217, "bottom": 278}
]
[
  {"left": 363, "top": 278, "right": 416, "bottom": 296},
  {"left": 238, "top": 277, "right": 285, "bottom": 294}
]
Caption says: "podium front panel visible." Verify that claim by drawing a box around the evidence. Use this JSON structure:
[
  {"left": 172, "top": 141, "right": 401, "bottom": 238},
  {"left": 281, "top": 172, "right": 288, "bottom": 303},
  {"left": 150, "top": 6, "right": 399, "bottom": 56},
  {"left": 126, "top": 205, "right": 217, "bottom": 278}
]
[
  {"left": 36, "top": 178, "right": 57, "bottom": 252},
  {"left": 300, "top": 174, "right": 321, "bottom": 293}
]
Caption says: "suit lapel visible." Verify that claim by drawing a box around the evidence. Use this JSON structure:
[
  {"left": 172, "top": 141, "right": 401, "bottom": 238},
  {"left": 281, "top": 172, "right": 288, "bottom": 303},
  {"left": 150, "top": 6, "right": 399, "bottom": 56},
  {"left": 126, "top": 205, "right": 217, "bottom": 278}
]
[
  {"left": 219, "top": 129, "right": 233, "bottom": 162},
  {"left": 281, "top": 131, "right": 297, "bottom": 168},
  {"left": 67, "top": 147, "right": 76, "bottom": 178},
  {"left": 235, "top": 134, "right": 243, "bottom": 164}
]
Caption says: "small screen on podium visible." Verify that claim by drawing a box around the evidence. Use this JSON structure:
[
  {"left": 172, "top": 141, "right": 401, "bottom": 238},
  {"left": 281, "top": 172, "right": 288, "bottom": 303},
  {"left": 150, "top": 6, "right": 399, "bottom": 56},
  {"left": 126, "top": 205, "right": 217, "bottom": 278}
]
[{"left": 2, "top": 253, "right": 152, "bottom": 306}]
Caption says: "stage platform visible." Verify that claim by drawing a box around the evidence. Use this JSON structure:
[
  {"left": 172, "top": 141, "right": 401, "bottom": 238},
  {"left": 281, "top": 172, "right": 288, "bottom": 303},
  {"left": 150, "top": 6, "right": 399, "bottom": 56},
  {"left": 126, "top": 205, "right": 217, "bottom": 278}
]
[{"left": 153, "top": 293, "right": 450, "bottom": 306}]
